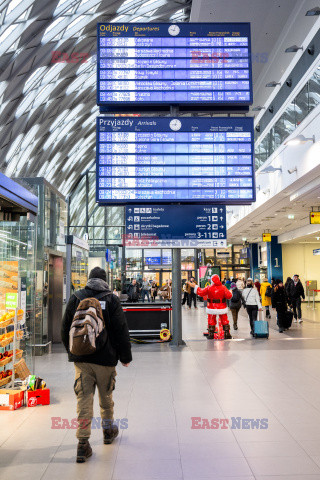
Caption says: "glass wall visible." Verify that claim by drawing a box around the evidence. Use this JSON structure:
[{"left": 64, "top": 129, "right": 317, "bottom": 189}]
[
  {"left": 0, "top": 216, "right": 37, "bottom": 378},
  {"left": 255, "top": 63, "right": 320, "bottom": 169}
]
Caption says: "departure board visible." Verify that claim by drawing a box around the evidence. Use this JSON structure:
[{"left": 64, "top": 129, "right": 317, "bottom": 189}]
[
  {"left": 97, "top": 23, "right": 252, "bottom": 112},
  {"left": 96, "top": 117, "right": 255, "bottom": 205}
]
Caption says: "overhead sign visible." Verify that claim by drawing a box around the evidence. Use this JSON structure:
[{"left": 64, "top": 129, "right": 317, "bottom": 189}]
[
  {"left": 313, "top": 249, "right": 320, "bottom": 256},
  {"left": 96, "top": 117, "right": 255, "bottom": 205},
  {"left": 97, "top": 22, "right": 252, "bottom": 112},
  {"left": 124, "top": 205, "right": 227, "bottom": 248},
  {"left": 310, "top": 212, "right": 320, "bottom": 224},
  {"left": 262, "top": 233, "right": 271, "bottom": 242}
]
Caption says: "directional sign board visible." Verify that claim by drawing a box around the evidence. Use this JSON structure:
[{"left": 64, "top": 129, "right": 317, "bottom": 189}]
[
  {"left": 124, "top": 205, "right": 227, "bottom": 248},
  {"left": 96, "top": 117, "right": 255, "bottom": 205},
  {"left": 97, "top": 22, "right": 252, "bottom": 112},
  {"left": 310, "top": 212, "right": 320, "bottom": 224}
]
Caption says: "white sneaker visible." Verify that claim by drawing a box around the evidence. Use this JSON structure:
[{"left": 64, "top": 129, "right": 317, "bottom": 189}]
[
  {"left": 298, "top": 319, "right": 303, "bottom": 324},
  {"left": 294, "top": 319, "right": 298, "bottom": 323}
]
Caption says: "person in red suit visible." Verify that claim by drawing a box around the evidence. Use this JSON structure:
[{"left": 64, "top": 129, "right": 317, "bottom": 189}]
[{"left": 190, "top": 274, "right": 233, "bottom": 339}]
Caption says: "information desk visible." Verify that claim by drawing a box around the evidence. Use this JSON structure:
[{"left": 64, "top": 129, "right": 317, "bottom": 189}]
[{"left": 122, "top": 303, "right": 172, "bottom": 338}]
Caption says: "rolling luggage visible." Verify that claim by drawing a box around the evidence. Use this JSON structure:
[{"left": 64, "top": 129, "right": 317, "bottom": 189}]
[
  {"left": 283, "top": 309, "right": 293, "bottom": 329},
  {"left": 254, "top": 310, "right": 269, "bottom": 338}
]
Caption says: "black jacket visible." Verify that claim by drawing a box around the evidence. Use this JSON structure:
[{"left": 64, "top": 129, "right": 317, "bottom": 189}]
[
  {"left": 271, "top": 286, "right": 287, "bottom": 311},
  {"left": 229, "top": 288, "right": 242, "bottom": 310},
  {"left": 127, "top": 283, "right": 140, "bottom": 301},
  {"left": 285, "top": 279, "right": 292, "bottom": 299},
  {"left": 289, "top": 279, "right": 305, "bottom": 300},
  {"left": 61, "top": 286, "right": 132, "bottom": 366}
]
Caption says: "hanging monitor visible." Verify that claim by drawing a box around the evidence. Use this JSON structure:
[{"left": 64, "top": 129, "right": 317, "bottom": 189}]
[
  {"left": 97, "top": 23, "right": 252, "bottom": 113},
  {"left": 96, "top": 116, "right": 255, "bottom": 205}
]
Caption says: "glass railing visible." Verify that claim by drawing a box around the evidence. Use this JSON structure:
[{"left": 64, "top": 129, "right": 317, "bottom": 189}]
[{"left": 255, "top": 63, "right": 320, "bottom": 169}]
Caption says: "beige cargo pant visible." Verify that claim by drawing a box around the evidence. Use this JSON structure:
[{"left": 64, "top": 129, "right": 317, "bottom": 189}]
[{"left": 74, "top": 362, "right": 117, "bottom": 439}]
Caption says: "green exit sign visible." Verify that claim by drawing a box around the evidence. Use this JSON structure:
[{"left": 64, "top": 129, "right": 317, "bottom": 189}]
[{"left": 5, "top": 293, "right": 18, "bottom": 309}]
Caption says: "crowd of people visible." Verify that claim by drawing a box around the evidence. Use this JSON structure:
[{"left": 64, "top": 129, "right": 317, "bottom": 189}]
[
  {"left": 114, "top": 274, "right": 306, "bottom": 335},
  {"left": 117, "top": 277, "right": 173, "bottom": 303},
  {"left": 227, "top": 274, "right": 305, "bottom": 335}
]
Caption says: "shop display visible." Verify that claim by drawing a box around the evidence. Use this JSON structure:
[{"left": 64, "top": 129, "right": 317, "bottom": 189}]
[{"left": 0, "top": 308, "right": 25, "bottom": 387}]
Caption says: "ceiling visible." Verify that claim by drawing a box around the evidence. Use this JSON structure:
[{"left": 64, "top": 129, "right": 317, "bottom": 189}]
[
  {"left": 0, "top": 0, "right": 191, "bottom": 197},
  {"left": 227, "top": 167, "right": 320, "bottom": 245},
  {"left": 0, "top": 0, "right": 318, "bottom": 204},
  {"left": 191, "top": 0, "right": 320, "bottom": 112}
]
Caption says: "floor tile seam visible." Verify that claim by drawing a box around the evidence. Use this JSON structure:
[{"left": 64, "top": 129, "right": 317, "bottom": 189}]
[
  {"left": 39, "top": 428, "right": 69, "bottom": 480},
  {"left": 182, "top": 345, "right": 257, "bottom": 479},
  {"left": 1, "top": 405, "right": 39, "bottom": 447},
  {"left": 238, "top": 350, "right": 320, "bottom": 414},
  {"left": 225, "top": 356, "right": 320, "bottom": 470}
]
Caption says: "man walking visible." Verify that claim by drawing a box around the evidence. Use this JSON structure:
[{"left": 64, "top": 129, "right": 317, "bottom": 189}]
[
  {"left": 61, "top": 267, "right": 132, "bottom": 463},
  {"left": 141, "top": 277, "right": 151, "bottom": 302},
  {"left": 186, "top": 277, "right": 198, "bottom": 309},
  {"left": 289, "top": 274, "right": 305, "bottom": 323}
]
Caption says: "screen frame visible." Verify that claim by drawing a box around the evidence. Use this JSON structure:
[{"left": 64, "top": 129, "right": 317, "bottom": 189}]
[{"left": 97, "top": 22, "right": 253, "bottom": 113}]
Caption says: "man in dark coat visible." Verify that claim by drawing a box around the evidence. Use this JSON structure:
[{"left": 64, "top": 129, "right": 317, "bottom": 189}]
[
  {"left": 61, "top": 267, "right": 132, "bottom": 463},
  {"left": 127, "top": 279, "right": 141, "bottom": 302},
  {"left": 289, "top": 274, "right": 305, "bottom": 324}
]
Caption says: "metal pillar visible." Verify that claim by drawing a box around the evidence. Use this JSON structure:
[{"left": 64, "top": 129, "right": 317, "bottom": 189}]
[{"left": 171, "top": 248, "right": 184, "bottom": 346}]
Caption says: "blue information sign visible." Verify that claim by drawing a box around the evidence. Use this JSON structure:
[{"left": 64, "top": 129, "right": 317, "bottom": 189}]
[
  {"left": 125, "top": 205, "right": 227, "bottom": 248},
  {"left": 96, "top": 116, "right": 255, "bottom": 205},
  {"left": 97, "top": 23, "right": 252, "bottom": 111}
]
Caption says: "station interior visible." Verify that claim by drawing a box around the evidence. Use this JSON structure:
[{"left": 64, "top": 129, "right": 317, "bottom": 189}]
[{"left": 2, "top": 0, "right": 320, "bottom": 478}]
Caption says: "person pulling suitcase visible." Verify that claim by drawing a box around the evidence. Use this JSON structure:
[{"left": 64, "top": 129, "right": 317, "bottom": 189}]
[{"left": 271, "top": 279, "right": 290, "bottom": 333}]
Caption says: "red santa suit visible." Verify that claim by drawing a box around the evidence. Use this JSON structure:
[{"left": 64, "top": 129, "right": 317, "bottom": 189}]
[{"left": 195, "top": 274, "right": 232, "bottom": 339}]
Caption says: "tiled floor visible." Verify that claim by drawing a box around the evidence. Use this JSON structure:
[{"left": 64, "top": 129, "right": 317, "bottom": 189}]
[{"left": 2, "top": 304, "right": 320, "bottom": 479}]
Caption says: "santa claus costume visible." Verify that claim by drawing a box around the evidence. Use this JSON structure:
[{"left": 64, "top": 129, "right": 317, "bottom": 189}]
[{"left": 194, "top": 274, "right": 233, "bottom": 339}]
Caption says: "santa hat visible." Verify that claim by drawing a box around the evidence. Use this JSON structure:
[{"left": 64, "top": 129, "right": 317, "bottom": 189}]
[{"left": 211, "top": 274, "right": 220, "bottom": 284}]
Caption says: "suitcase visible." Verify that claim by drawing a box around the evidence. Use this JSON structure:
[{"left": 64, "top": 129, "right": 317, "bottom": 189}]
[
  {"left": 254, "top": 311, "right": 269, "bottom": 338},
  {"left": 283, "top": 309, "right": 293, "bottom": 329}
]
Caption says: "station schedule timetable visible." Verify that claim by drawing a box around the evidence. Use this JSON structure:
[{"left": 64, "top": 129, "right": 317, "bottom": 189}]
[
  {"left": 96, "top": 117, "right": 255, "bottom": 205},
  {"left": 97, "top": 23, "right": 252, "bottom": 110}
]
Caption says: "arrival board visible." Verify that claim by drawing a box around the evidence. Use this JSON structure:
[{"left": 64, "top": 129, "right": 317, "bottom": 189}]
[
  {"left": 97, "top": 23, "right": 252, "bottom": 111},
  {"left": 96, "top": 117, "right": 255, "bottom": 205}
]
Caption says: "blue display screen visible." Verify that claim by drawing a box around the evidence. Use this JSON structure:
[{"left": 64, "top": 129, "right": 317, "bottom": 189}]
[
  {"left": 97, "top": 23, "right": 252, "bottom": 110},
  {"left": 96, "top": 117, "right": 255, "bottom": 205}
]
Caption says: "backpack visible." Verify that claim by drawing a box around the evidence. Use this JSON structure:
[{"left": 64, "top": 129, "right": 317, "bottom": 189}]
[
  {"left": 69, "top": 292, "right": 108, "bottom": 356},
  {"left": 265, "top": 285, "right": 273, "bottom": 298}
]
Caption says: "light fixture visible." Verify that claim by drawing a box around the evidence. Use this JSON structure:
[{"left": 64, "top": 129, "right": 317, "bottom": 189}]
[
  {"left": 288, "top": 214, "right": 295, "bottom": 219},
  {"left": 266, "top": 81, "right": 281, "bottom": 87},
  {"left": 316, "top": 237, "right": 320, "bottom": 240},
  {"left": 308, "top": 45, "right": 315, "bottom": 55},
  {"left": 252, "top": 106, "right": 266, "bottom": 111},
  {"left": 288, "top": 167, "right": 297, "bottom": 174},
  {"left": 285, "top": 45, "right": 303, "bottom": 53},
  {"left": 261, "top": 166, "right": 282, "bottom": 173},
  {"left": 242, "top": 237, "right": 247, "bottom": 241},
  {"left": 286, "top": 79, "right": 292, "bottom": 87},
  {"left": 268, "top": 106, "right": 274, "bottom": 113},
  {"left": 306, "top": 6, "right": 320, "bottom": 16},
  {"left": 284, "top": 134, "right": 315, "bottom": 146}
]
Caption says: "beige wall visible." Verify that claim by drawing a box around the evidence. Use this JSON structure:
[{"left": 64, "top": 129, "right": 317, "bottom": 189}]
[{"left": 282, "top": 243, "right": 320, "bottom": 290}]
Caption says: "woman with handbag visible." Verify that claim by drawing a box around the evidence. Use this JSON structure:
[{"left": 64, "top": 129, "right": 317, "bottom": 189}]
[{"left": 242, "top": 278, "right": 263, "bottom": 336}]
